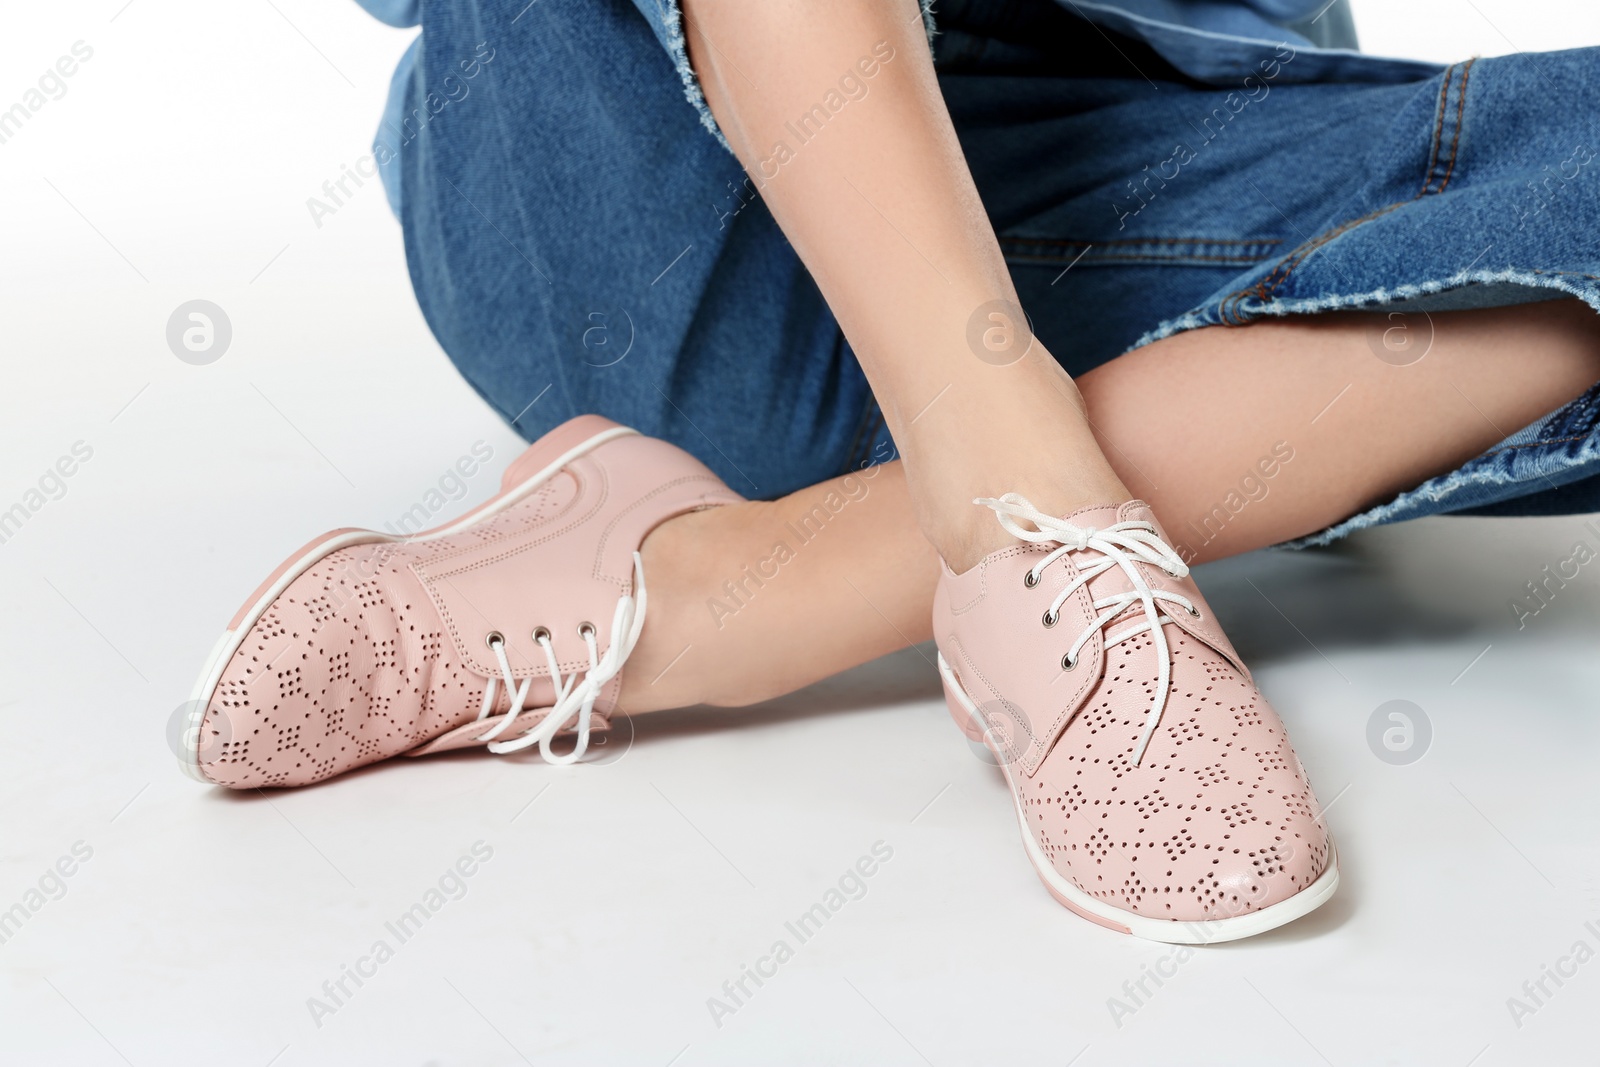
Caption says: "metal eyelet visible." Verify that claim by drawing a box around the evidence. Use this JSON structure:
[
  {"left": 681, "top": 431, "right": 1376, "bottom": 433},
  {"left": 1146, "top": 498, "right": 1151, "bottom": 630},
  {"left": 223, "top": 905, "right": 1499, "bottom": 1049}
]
[
  {"left": 531, "top": 626, "right": 552, "bottom": 644},
  {"left": 1042, "top": 610, "right": 1057, "bottom": 628},
  {"left": 1023, "top": 571, "right": 1039, "bottom": 589},
  {"left": 484, "top": 630, "right": 505, "bottom": 649},
  {"left": 577, "top": 621, "right": 597, "bottom": 639},
  {"left": 1061, "top": 652, "right": 1077, "bottom": 671},
  {"left": 1186, "top": 605, "right": 1202, "bottom": 618}
]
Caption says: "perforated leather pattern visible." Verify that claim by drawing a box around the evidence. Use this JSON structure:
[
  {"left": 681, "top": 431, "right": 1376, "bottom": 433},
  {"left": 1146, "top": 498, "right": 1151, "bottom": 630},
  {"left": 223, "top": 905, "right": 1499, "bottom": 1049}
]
[
  {"left": 198, "top": 484, "right": 574, "bottom": 788},
  {"left": 1022, "top": 628, "right": 1330, "bottom": 921}
]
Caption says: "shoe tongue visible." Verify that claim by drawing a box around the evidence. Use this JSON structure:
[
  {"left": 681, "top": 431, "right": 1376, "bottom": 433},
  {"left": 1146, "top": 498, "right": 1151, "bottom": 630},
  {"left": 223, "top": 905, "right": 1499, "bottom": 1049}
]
[
  {"left": 1056, "top": 500, "right": 1159, "bottom": 536},
  {"left": 1044, "top": 498, "right": 1252, "bottom": 681},
  {"left": 1052, "top": 500, "right": 1173, "bottom": 598},
  {"left": 1056, "top": 503, "right": 1125, "bottom": 532}
]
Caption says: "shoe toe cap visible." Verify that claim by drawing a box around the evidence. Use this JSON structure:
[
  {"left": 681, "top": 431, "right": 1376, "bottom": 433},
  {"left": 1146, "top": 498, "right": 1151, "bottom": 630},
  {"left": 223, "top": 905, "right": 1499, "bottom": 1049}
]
[{"left": 1177, "top": 811, "right": 1333, "bottom": 922}]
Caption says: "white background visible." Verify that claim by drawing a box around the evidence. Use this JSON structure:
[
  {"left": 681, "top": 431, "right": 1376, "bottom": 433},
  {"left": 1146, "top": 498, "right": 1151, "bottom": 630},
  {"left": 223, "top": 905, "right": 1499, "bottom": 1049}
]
[{"left": 3, "top": 2, "right": 1600, "bottom": 1064}]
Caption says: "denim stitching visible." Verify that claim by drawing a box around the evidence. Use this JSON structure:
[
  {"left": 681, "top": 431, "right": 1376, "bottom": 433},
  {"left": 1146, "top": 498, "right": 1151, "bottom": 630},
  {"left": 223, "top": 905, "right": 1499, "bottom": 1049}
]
[
  {"left": 1515, "top": 266, "right": 1600, "bottom": 282},
  {"left": 1220, "top": 59, "right": 1477, "bottom": 325},
  {"left": 1429, "top": 58, "right": 1475, "bottom": 195},
  {"left": 1421, "top": 62, "right": 1455, "bottom": 197},
  {"left": 1220, "top": 201, "right": 1412, "bottom": 323},
  {"left": 1003, "top": 236, "right": 1283, "bottom": 247},
  {"left": 1007, "top": 252, "right": 1272, "bottom": 265},
  {"left": 1479, "top": 432, "right": 1592, "bottom": 458},
  {"left": 1002, "top": 236, "right": 1281, "bottom": 268}
]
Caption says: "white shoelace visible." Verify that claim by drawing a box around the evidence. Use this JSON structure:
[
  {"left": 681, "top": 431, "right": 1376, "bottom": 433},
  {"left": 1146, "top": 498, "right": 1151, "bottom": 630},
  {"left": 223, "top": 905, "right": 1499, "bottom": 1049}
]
[
  {"left": 471, "top": 552, "right": 647, "bottom": 764},
  {"left": 978, "top": 493, "right": 1197, "bottom": 766}
]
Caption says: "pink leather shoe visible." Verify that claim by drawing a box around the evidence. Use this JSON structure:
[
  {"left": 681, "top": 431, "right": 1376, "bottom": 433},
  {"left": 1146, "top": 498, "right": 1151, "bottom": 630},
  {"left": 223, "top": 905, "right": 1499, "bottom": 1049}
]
[
  {"left": 934, "top": 495, "right": 1338, "bottom": 943},
  {"left": 181, "top": 416, "right": 741, "bottom": 788}
]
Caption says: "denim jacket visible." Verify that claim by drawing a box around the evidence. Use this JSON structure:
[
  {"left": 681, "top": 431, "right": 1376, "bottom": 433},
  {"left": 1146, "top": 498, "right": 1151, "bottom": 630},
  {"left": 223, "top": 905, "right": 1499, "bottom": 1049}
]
[{"left": 353, "top": 0, "right": 1433, "bottom": 183}]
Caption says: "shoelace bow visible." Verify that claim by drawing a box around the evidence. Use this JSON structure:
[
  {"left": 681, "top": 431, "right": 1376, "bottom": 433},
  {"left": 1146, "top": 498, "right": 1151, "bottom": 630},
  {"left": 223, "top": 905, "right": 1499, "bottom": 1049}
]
[
  {"left": 978, "top": 493, "right": 1197, "bottom": 766},
  {"left": 471, "top": 552, "right": 648, "bottom": 764}
]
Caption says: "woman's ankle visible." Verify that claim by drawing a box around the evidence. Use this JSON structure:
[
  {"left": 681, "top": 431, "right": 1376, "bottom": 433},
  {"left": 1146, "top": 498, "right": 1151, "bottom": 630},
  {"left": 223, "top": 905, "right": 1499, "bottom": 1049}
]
[
  {"left": 616, "top": 501, "right": 749, "bottom": 714},
  {"left": 899, "top": 361, "right": 1132, "bottom": 572},
  {"left": 617, "top": 465, "right": 940, "bottom": 714}
]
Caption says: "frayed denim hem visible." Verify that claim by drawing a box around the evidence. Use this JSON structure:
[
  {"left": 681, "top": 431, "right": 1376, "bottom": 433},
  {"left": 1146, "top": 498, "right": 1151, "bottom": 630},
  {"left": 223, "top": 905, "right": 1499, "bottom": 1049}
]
[
  {"left": 1284, "top": 390, "right": 1600, "bottom": 548},
  {"left": 1127, "top": 270, "right": 1600, "bottom": 550},
  {"left": 1131, "top": 268, "right": 1600, "bottom": 350},
  {"left": 651, "top": 0, "right": 938, "bottom": 153}
]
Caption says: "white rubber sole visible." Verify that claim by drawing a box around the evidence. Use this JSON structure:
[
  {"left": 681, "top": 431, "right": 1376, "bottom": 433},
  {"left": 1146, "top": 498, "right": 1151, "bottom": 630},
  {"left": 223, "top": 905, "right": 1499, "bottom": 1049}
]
[
  {"left": 938, "top": 653, "right": 1340, "bottom": 944},
  {"left": 179, "top": 424, "right": 639, "bottom": 783}
]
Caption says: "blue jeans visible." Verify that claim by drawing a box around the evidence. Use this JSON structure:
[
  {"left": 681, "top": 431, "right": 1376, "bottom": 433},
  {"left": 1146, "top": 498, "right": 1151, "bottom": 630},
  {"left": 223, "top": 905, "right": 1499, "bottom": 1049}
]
[{"left": 391, "top": 0, "right": 1600, "bottom": 543}]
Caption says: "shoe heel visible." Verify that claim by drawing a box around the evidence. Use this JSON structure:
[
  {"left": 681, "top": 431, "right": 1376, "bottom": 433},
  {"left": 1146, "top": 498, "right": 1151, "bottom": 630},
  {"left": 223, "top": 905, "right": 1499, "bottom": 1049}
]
[
  {"left": 943, "top": 679, "right": 987, "bottom": 743},
  {"left": 500, "top": 415, "right": 627, "bottom": 491}
]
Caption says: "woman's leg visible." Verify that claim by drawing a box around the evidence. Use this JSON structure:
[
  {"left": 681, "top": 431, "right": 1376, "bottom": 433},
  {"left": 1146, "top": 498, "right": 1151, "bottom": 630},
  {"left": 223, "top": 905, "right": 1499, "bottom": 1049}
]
[
  {"left": 681, "top": 0, "right": 1129, "bottom": 572},
  {"left": 622, "top": 298, "right": 1600, "bottom": 711}
]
